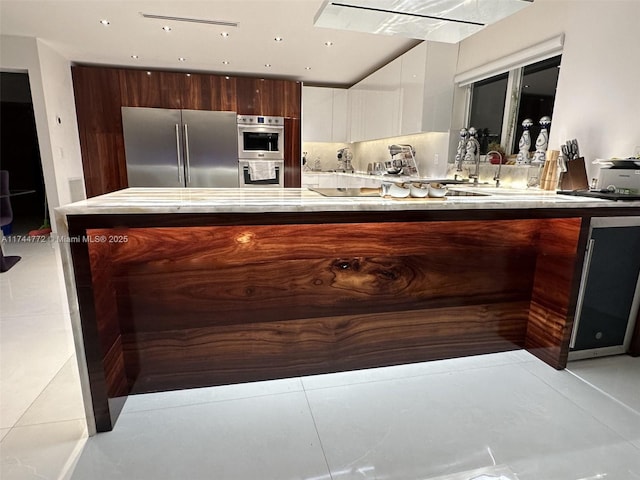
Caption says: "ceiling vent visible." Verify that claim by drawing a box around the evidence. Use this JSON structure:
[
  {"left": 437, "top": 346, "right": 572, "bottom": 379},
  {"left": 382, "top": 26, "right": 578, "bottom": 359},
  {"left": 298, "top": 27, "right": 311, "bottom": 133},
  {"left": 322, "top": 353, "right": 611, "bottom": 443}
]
[
  {"left": 314, "top": 0, "right": 533, "bottom": 43},
  {"left": 140, "top": 13, "right": 239, "bottom": 28}
]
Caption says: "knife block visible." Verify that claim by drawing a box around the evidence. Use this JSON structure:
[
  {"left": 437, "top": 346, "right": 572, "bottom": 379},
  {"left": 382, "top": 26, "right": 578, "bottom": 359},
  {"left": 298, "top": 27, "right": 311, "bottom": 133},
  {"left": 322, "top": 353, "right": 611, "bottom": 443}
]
[{"left": 560, "top": 157, "right": 589, "bottom": 191}]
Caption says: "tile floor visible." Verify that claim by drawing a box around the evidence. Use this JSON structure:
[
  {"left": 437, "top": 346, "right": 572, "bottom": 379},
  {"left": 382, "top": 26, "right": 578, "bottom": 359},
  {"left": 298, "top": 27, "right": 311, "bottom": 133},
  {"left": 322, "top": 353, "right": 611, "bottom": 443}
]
[{"left": 1, "top": 239, "right": 639, "bottom": 480}]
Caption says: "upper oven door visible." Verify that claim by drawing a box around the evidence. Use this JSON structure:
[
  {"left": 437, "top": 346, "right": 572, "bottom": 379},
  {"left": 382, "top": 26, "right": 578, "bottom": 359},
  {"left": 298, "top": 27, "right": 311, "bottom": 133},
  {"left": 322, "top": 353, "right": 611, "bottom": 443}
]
[{"left": 237, "top": 125, "right": 284, "bottom": 160}]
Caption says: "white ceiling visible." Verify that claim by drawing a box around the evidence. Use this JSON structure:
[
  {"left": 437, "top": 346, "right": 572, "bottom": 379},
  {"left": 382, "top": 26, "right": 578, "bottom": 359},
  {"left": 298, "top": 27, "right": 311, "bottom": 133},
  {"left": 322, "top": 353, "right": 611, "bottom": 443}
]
[{"left": 0, "top": 0, "right": 424, "bottom": 87}]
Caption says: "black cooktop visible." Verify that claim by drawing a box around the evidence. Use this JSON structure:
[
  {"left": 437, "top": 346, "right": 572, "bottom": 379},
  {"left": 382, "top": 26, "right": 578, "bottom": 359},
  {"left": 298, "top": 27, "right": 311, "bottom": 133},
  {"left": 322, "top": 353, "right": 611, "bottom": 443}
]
[{"left": 558, "top": 190, "right": 640, "bottom": 201}]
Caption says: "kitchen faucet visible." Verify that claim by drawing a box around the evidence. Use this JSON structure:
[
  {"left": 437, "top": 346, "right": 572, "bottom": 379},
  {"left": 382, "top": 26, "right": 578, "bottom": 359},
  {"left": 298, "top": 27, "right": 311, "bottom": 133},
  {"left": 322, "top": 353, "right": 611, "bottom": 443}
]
[{"left": 487, "top": 150, "right": 503, "bottom": 187}]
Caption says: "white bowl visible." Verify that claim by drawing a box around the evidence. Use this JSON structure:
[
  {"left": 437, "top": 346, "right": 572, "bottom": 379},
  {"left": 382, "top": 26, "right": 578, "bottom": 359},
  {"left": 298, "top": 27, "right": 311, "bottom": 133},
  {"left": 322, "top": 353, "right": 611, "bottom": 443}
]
[
  {"left": 409, "top": 184, "right": 429, "bottom": 198},
  {"left": 428, "top": 183, "right": 447, "bottom": 198},
  {"left": 388, "top": 183, "right": 411, "bottom": 198}
]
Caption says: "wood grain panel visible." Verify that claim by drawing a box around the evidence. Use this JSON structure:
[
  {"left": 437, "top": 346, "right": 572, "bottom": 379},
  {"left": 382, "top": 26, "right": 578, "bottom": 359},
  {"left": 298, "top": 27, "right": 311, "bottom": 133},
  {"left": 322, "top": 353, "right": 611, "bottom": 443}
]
[
  {"left": 182, "top": 74, "right": 238, "bottom": 111},
  {"left": 119, "top": 69, "right": 183, "bottom": 108},
  {"left": 124, "top": 302, "right": 529, "bottom": 393},
  {"left": 284, "top": 81, "right": 302, "bottom": 119},
  {"left": 72, "top": 66, "right": 127, "bottom": 197},
  {"left": 285, "top": 117, "right": 301, "bottom": 187},
  {"left": 259, "top": 79, "right": 285, "bottom": 116},
  {"left": 114, "top": 251, "right": 535, "bottom": 333},
  {"left": 91, "top": 220, "right": 541, "bottom": 268},
  {"left": 235, "top": 77, "right": 261, "bottom": 115},
  {"left": 525, "top": 218, "right": 584, "bottom": 368}
]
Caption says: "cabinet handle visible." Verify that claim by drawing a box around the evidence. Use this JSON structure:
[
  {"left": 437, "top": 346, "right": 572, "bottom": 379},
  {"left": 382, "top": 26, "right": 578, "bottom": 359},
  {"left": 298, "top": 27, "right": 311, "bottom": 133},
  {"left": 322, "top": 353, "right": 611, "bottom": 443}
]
[
  {"left": 175, "top": 123, "right": 182, "bottom": 183},
  {"left": 570, "top": 238, "right": 596, "bottom": 348},
  {"left": 184, "top": 123, "right": 191, "bottom": 185}
]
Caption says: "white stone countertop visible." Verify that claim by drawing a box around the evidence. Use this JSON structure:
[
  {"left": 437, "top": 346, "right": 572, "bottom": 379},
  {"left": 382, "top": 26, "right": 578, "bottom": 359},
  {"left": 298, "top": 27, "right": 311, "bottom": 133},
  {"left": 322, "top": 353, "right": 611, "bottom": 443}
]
[{"left": 55, "top": 187, "right": 640, "bottom": 217}]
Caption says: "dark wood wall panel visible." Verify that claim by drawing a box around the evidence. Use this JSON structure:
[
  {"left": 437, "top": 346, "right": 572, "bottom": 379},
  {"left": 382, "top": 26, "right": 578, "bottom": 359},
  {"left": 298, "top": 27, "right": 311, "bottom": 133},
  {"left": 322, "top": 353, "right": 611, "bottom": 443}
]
[
  {"left": 119, "top": 69, "right": 183, "bottom": 108},
  {"left": 284, "top": 118, "right": 301, "bottom": 187},
  {"left": 72, "top": 66, "right": 302, "bottom": 197},
  {"left": 525, "top": 218, "right": 584, "bottom": 368},
  {"left": 124, "top": 301, "right": 529, "bottom": 393},
  {"left": 72, "top": 67, "right": 127, "bottom": 197}
]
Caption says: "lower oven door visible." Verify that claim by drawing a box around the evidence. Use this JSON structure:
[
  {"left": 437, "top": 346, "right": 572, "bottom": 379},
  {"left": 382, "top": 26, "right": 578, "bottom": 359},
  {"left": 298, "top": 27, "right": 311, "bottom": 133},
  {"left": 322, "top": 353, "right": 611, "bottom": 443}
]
[{"left": 239, "top": 160, "right": 284, "bottom": 187}]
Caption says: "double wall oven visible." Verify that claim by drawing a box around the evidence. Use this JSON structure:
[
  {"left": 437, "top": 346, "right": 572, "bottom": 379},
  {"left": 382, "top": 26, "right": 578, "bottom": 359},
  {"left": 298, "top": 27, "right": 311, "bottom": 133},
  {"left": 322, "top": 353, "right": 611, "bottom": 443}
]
[{"left": 237, "top": 115, "right": 284, "bottom": 187}]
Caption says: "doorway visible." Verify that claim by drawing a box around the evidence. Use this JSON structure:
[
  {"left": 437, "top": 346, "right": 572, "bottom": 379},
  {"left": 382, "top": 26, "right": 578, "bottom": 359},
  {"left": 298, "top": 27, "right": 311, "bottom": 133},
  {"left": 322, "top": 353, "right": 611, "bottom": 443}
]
[{"left": 1, "top": 71, "right": 46, "bottom": 235}]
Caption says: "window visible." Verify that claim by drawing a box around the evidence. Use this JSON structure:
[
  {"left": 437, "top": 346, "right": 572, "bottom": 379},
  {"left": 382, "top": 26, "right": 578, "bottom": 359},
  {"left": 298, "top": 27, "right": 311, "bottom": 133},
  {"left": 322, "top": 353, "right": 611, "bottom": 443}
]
[{"left": 467, "top": 54, "right": 562, "bottom": 155}]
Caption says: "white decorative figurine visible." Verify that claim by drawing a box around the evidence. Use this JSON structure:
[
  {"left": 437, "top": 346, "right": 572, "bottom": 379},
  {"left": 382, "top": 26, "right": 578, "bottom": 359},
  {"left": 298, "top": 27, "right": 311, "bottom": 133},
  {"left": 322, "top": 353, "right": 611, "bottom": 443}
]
[
  {"left": 464, "top": 127, "right": 479, "bottom": 164},
  {"left": 455, "top": 128, "right": 469, "bottom": 171},
  {"left": 516, "top": 118, "right": 534, "bottom": 165},
  {"left": 531, "top": 116, "right": 551, "bottom": 165}
]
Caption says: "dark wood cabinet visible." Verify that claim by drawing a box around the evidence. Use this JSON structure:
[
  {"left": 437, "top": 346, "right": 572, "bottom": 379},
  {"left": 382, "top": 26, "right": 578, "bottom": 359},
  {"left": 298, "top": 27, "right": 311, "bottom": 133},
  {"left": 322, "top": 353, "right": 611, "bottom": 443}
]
[
  {"left": 284, "top": 118, "right": 301, "bottom": 188},
  {"left": 72, "top": 66, "right": 128, "bottom": 197},
  {"left": 182, "top": 74, "right": 237, "bottom": 111},
  {"left": 73, "top": 65, "right": 301, "bottom": 197}
]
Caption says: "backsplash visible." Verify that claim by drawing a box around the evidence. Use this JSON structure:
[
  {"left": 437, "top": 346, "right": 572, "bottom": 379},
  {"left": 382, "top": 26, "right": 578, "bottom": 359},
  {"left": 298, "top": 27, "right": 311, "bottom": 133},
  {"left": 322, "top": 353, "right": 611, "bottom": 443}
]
[{"left": 303, "top": 131, "right": 451, "bottom": 178}]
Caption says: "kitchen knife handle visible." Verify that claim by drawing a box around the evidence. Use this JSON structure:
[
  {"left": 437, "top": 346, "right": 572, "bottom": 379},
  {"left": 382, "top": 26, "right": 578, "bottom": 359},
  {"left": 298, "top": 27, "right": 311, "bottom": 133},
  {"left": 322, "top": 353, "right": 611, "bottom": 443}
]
[
  {"left": 570, "top": 237, "right": 596, "bottom": 348},
  {"left": 175, "top": 124, "right": 183, "bottom": 183},
  {"left": 184, "top": 124, "right": 191, "bottom": 184}
]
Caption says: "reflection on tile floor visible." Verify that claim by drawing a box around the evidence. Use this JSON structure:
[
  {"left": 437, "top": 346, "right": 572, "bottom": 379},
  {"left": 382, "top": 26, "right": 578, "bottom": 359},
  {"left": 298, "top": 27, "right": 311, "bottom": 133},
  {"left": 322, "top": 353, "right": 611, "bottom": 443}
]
[{"left": 1, "top": 240, "right": 639, "bottom": 480}]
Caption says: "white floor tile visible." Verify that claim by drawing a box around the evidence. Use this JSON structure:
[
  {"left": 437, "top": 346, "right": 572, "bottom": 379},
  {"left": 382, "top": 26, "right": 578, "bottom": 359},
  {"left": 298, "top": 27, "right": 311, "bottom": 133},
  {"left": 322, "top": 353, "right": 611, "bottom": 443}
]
[
  {"left": 301, "top": 350, "right": 531, "bottom": 391},
  {"left": 0, "top": 320, "right": 75, "bottom": 429},
  {"left": 70, "top": 392, "right": 330, "bottom": 480},
  {"left": 16, "top": 356, "right": 85, "bottom": 427},
  {"left": 567, "top": 355, "right": 640, "bottom": 413},
  {"left": 121, "top": 377, "right": 304, "bottom": 414},
  {"left": 0, "top": 419, "right": 87, "bottom": 480},
  {"left": 305, "top": 362, "right": 639, "bottom": 480}
]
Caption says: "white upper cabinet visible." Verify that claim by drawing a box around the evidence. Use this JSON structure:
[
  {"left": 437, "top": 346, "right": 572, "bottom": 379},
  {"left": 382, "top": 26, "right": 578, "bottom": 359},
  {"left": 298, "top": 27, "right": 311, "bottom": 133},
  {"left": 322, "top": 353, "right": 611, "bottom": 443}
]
[
  {"left": 349, "top": 41, "right": 459, "bottom": 141},
  {"left": 348, "top": 56, "right": 402, "bottom": 142},
  {"left": 303, "top": 87, "right": 348, "bottom": 142},
  {"left": 400, "top": 42, "right": 428, "bottom": 136},
  {"left": 305, "top": 42, "right": 459, "bottom": 143}
]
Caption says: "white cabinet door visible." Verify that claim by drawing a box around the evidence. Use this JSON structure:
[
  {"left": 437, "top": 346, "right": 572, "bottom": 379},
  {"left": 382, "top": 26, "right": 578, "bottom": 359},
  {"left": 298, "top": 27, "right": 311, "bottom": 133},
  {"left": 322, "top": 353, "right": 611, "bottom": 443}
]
[
  {"left": 400, "top": 43, "right": 427, "bottom": 136},
  {"left": 303, "top": 87, "right": 333, "bottom": 142},
  {"left": 332, "top": 89, "right": 348, "bottom": 143},
  {"left": 422, "top": 42, "right": 459, "bottom": 132}
]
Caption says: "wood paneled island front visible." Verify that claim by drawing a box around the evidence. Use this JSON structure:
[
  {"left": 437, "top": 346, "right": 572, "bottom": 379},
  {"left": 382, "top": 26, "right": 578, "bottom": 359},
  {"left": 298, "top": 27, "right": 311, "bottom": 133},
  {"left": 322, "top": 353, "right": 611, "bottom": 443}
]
[{"left": 56, "top": 187, "right": 640, "bottom": 433}]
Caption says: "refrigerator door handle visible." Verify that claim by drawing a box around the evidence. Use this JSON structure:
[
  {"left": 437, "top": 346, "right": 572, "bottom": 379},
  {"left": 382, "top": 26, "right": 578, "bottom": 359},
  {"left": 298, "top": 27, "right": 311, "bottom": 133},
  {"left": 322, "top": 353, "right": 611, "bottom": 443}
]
[
  {"left": 570, "top": 238, "right": 596, "bottom": 348},
  {"left": 175, "top": 123, "right": 183, "bottom": 184},
  {"left": 184, "top": 123, "right": 191, "bottom": 185}
]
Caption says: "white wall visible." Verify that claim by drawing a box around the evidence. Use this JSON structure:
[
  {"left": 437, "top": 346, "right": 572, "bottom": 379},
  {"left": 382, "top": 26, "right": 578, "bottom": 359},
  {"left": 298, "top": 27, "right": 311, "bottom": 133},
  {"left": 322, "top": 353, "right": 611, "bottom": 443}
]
[
  {"left": 455, "top": 0, "right": 640, "bottom": 180},
  {"left": 1, "top": 35, "right": 85, "bottom": 231}
]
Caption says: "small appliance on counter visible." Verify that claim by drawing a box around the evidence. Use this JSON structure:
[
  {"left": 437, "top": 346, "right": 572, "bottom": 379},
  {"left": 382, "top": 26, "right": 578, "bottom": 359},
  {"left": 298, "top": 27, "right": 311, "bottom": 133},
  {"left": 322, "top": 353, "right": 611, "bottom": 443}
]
[
  {"left": 387, "top": 144, "right": 419, "bottom": 176},
  {"left": 336, "top": 147, "right": 354, "bottom": 172},
  {"left": 558, "top": 155, "right": 640, "bottom": 201}
]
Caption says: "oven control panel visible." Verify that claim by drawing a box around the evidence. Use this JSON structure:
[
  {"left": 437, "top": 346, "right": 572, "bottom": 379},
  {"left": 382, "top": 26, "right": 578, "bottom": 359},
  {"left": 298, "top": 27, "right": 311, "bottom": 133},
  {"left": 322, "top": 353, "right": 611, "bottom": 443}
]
[{"left": 237, "top": 115, "right": 284, "bottom": 126}]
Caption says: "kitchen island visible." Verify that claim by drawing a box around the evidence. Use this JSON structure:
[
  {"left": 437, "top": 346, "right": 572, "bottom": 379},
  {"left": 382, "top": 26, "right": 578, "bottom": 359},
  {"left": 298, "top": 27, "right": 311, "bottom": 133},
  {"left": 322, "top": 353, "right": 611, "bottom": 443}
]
[{"left": 56, "top": 187, "right": 640, "bottom": 433}]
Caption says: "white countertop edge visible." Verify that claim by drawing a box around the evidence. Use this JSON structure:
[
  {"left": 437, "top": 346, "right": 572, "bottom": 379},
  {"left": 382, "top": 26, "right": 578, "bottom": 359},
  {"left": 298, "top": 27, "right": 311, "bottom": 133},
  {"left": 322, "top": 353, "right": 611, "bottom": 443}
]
[{"left": 55, "top": 187, "right": 640, "bottom": 216}]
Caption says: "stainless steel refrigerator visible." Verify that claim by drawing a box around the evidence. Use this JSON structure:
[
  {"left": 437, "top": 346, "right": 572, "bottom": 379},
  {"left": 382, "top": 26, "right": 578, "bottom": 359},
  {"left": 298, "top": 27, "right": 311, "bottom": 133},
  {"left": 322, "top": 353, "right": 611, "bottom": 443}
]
[{"left": 121, "top": 107, "right": 238, "bottom": 188}]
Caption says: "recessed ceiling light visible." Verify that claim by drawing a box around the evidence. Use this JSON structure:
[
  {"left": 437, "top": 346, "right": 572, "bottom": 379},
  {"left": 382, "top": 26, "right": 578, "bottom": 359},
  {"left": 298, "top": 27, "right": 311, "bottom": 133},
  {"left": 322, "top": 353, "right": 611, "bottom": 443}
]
[
  {"left": 274, "top": 37, "right": 283, "bottom": 42},
  {"left": 324, "top": 41, "right": 334, "bottom": 46},
  {"left": 305, "top": 66, "right": 311, "bottom": 70},
  {"left": 221, "top": 32, "right": 229, "bottom": 37},
  {"left": 162, "top": 25, "right": 172, "bottom": 32},
  {"left": 131, "top": 55, "right": 139, "bottom": 59},
  {"left": 99, "top": 19, "right": 110, "bottom": 26},
  {"left": 178, "top": 57, "right": 186, "bottom": 62},
  {"left": 222, "top": 60, "right": 230, "bottom": 65},
  {"left": 265, "top": 63, "right": 272, "bottom": 68}
]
